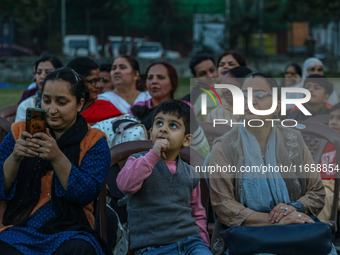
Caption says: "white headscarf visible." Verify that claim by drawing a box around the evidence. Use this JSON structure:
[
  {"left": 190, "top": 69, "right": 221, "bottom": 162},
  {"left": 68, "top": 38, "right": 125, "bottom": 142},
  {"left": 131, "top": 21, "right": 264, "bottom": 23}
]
[
  {"left": 291, "top": 57, "right": 339, "bottom": 106},
  {"left": 294, "top": 57, "right": 323, "bottom": 89}
]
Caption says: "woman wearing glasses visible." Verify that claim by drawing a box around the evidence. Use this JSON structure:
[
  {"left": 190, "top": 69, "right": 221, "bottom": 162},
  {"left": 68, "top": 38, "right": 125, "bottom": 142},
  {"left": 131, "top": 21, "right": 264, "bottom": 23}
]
[
  {"left": 280, "top": 63, "right": 302, "bottom": 88},
  {"left": 208, "top": 72, "right": 332, "bottom": 253},
  {"left": 15, "top": 56, "right": 63, "bottom": 122},
  {"left": 67, "top": 57, "right": 122, "bottom": 124}
]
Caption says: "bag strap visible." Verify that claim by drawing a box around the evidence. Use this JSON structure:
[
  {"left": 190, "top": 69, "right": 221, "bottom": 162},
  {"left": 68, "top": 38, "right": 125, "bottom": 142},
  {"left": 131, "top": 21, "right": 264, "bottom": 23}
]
[{"left": 112, "top": 119, "right": 139, "bottom": 133}]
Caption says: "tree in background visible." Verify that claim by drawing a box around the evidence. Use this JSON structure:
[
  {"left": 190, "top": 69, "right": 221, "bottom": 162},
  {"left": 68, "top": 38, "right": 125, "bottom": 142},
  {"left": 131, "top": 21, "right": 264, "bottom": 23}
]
[
  {"left": 0, "top": 0, "right": 50, "bottom": 54},
  {"left": 2, "top": 0, "right": 340, "bottom": 57},
  {"left": 147, "top": 0, "right": 191, "bottom": 50}
]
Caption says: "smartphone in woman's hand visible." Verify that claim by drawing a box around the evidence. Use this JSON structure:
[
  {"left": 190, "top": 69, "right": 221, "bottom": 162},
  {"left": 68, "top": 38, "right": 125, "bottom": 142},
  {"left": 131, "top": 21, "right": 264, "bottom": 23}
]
[{"left": 25, "top": 108, "right": 46, "bottom": 135}]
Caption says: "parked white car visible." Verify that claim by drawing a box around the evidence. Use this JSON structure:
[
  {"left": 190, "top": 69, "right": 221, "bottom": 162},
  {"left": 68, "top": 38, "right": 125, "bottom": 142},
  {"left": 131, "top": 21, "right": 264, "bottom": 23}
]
[
  {"left": 63, "top": 35, "right": 101, "bottom": 58},
  {"left": 137, "top": 42, "right": 164, "bottom": 59}
]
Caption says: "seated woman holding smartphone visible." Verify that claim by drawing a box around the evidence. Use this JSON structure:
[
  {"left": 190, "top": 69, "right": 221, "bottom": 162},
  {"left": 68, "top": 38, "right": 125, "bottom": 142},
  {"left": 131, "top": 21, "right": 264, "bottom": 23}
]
[{"left": 0, "top": 68, "right": 111, "bottom": 254}]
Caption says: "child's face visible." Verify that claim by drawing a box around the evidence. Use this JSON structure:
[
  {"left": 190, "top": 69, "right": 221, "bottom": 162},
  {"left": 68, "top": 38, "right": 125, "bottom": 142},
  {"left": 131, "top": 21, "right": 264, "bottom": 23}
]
[
  {"left": 151, "top": 112, "right": 192, "bottom": 154},
  {"left": 304, "top": 81, "right": 329, "bottom": 105},
  {"left": 329, "top": 109, "right": 340, "bottom": 134}
]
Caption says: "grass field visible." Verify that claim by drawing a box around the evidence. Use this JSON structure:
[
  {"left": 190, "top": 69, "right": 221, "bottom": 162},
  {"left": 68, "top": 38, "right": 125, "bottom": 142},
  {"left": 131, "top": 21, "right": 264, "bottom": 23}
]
[
  {"left": 175, "top": 77, "right": 190, "bottom": 99},
  {"left": 0, "top": 78, "right": 191, "bottom": 110},
  {"left": 0, "top": 88, "right": 25, "bottom": 109}
]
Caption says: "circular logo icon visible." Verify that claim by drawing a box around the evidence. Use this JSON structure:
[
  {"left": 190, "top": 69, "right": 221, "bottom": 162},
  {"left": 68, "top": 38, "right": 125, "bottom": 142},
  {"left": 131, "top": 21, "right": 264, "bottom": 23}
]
[{"left": 296, "top": 124, "right": 306, "bottom": 129}]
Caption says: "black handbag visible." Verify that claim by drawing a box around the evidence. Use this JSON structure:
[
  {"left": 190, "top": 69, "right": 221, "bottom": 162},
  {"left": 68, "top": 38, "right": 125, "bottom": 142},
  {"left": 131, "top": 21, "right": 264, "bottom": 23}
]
[{"left": 221, "top": 222, "right": 332, "bottom": 255}]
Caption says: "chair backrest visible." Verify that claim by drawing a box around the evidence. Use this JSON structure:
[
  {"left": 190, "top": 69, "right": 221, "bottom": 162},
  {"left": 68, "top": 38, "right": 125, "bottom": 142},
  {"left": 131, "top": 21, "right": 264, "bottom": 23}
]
[
  {"left": 307, "top": 114, "right": 330, "bottom": 125},
  {"left": 99, "top": 140, "right": 206, "bottom": 243},
  {"left": 294, "top": 122, "right": 329, "bottom": 164},
  {"left": 0, "top": 105, "right": 17, "bottom": 123},
  {"left": 293, "top": 121, "right": 340, "bottom": 228},
  {"left": 200, "top": 122, "right": 232, "bottom": 149},
  {"left": 0, "top": 117, "right": 11, "bottom": 143}
]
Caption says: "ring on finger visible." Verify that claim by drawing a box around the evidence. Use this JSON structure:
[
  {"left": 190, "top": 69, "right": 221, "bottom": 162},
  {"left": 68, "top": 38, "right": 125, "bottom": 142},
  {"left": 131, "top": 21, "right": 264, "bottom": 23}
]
[
  {"left": 284, "top": 207, "right": 289, "bottom": 211},
  {"left": 280, "top": 207, "right": 284, "bottom": 210},
  {"left": 298, "top": 214, "right": 302, "bottom": 218}
]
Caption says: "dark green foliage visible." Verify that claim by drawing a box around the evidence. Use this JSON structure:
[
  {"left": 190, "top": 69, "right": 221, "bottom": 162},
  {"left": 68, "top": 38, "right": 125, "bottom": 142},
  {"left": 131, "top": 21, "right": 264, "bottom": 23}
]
[{"left": 1, "top": 0, "right": 339, "bottom": 55}]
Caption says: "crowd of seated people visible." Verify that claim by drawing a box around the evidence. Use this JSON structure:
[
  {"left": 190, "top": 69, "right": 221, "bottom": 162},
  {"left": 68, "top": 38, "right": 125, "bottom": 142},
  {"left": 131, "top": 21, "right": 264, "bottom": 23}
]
[
  {"left": 1, "top": 50, "right": 340, "bottom": 255},
  {"left": 67, "top": 57, "right": 122, "bottom": 124}
]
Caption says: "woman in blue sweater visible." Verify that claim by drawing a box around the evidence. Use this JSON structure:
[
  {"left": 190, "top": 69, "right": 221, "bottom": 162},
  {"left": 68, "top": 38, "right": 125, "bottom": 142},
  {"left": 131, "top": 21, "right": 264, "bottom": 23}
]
[{"left": 0, "top": 68, "right": 110, "bottom": 254}]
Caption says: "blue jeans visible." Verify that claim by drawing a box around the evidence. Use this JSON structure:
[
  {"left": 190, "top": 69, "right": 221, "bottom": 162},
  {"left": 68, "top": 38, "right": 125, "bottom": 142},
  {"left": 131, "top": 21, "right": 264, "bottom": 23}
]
[{"left": 135, "top": 237, "right": 212, "bottom": 255}]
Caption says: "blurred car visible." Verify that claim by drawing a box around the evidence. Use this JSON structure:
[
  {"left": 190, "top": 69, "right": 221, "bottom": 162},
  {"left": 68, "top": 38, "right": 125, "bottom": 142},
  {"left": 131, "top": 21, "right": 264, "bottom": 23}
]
[
  {"left": 106, "top": 36, "right": 145, "bottom": 58},
  {"left": 137, "top": 42, "right": 164, "bottom": 59},
  {"left": 63, "top": 35, "right": 101, "bottom": 58},
  {"left": 164, "top": 50, "right": 181, "bottom": 59}
]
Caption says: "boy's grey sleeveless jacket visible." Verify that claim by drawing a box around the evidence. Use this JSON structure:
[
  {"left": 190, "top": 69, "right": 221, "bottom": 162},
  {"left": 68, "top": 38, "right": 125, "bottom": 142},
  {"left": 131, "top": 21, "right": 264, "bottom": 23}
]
[{"left": 127, "top": 151, "right": 201, "bottom": 250}]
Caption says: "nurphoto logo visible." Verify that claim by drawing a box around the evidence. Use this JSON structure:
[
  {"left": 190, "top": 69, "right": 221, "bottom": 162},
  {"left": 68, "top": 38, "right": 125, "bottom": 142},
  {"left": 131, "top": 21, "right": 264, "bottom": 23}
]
[{"left": 199, "top": 83, "right": 312, "bottom": 128}]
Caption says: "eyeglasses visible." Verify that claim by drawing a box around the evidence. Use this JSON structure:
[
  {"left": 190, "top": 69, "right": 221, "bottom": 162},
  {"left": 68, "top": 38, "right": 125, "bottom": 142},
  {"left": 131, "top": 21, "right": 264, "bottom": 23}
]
[
  {"left": 308, "top": 67, "right": 323, "bottom": 72},
  {"left": 86, "top": 78, "right": 103, "bottom": 86},
  {"left": 242, "top": 90, "right": 272, "bottom": 100}
]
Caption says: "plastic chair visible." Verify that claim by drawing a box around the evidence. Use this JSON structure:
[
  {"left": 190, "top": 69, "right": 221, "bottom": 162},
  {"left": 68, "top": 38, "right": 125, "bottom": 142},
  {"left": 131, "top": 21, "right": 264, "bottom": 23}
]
[
  {"left": 0, "top": 117, "right": 11, "bottom": 143},
  {"left": 307, "top": 114, "right": 330, "bottom": 125},
  {"left": 0, "top": 105, "right": 17, "bottom": 123},
  {"left": 293, "top": 121, "right": 340, "bottom": 231},
  {"left": 199, "top": 122, "right": 232, "bottom": 246},
  {"left": 98, "top": 140, "right": 207, "bottom": 249}
]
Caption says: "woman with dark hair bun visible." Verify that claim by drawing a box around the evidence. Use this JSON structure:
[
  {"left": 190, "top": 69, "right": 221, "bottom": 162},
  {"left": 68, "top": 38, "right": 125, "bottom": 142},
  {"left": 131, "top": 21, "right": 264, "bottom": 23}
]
[{"left": 0, "top": 67, "right": 111, "bottom": 255}]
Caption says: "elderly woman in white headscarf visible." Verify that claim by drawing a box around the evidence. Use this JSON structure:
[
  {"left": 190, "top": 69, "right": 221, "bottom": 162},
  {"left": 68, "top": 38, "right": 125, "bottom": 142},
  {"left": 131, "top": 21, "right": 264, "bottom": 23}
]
[{"left": 286, "top": 57, "right": 338, "bottom": 111}]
